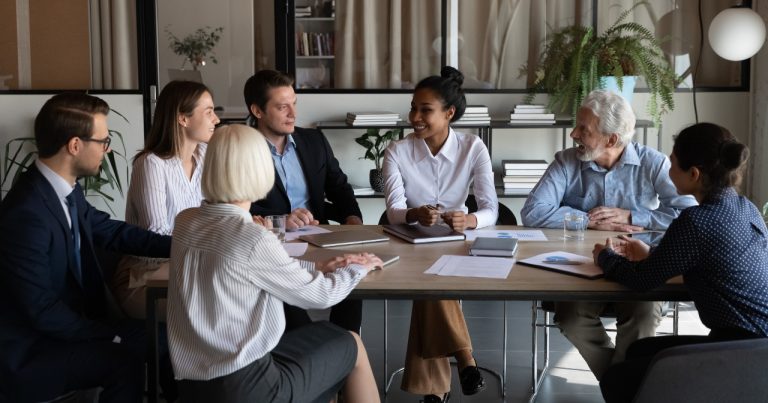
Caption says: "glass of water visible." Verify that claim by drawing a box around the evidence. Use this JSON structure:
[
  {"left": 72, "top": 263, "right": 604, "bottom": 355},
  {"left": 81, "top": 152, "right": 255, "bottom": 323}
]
[
  {"left": 563, "top": 212, "right": 587, "bottom": 240},
  {"left": 267, "top": 215, "right": 286, "bottom": 242}
]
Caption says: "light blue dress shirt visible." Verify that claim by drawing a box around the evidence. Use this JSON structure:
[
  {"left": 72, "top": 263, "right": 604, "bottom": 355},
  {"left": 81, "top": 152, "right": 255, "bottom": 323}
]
[
  {"left": 521, "top": 142, "right": 697, "bottom": 230},
  {"left": 268, "top": 135, "right": 309, "bottom": 210}
]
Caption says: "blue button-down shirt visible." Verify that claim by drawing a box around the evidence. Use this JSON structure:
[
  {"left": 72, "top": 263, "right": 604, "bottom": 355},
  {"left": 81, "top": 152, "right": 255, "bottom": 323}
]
[
  {"left": 268, "top": 135, "right": 309, "bottom": 210},
  {"left": 521, "top": 142, "right": 697, "bottom": 230},
  {"left": 599, "top": 188, "right": 768, "bottom": 336}
]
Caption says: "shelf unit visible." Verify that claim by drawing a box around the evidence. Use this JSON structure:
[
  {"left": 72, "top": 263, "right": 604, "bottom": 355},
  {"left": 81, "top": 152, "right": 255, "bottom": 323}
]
[
  {"left": 317, "top": 119, "right": 658, "bottom": 199},
  {"left": 293, "top": 2, "right": 336, "bottom": 89}
]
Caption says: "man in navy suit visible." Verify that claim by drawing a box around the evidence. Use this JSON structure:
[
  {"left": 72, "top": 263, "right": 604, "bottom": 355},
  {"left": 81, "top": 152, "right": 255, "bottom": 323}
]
[
  {"left": 243, "top": 70, "right": 365, "bottom": 333},
  {"left": 0, "top": 93, "right": 172, "bottom": 403}
]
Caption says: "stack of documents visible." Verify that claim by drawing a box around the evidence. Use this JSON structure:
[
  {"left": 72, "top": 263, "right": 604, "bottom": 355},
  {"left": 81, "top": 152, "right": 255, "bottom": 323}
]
[
  {"left": 453, "top": 105, "right": 491, "bottom": 125},
  {"left": 346, "top": 112, "right": 401, "bottom": 126},
  {"left": 425, "top": 255, "right": 514, "bottom": 279},
  {"left": 509, "top": 104, "right": 556, "bottom": 124},
  {"left": 351, "top": 185, "right": 375, "bottom": 196}
]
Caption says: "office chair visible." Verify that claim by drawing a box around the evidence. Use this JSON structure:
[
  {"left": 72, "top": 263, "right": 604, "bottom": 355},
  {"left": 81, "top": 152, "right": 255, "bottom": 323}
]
[
  {"left": 379, "top": 196, "right": 517, "bottom": 397},
  {"left": 530, "top": 301, "right": 680, "bottom": 401},
  {"left": 633, "top": 338, "right": 768, "bottom": 403}
]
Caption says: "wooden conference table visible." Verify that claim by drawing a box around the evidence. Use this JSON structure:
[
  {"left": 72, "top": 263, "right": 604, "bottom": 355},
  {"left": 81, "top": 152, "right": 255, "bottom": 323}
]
[{"left": 144, "top": 225, "right": 688, "bottom": 403}]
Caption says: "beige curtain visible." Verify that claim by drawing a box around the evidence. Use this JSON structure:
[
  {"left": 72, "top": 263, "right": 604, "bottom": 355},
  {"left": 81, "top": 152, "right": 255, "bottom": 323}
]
[
  {"left": 90, "top": 0, "right": 138, "bottom": 90},
  {"left": 335, "top": 0, "right": 440, "bottom": 89},
  {"left": 458, "top": 0, "right": 587, "bottom": 89}
]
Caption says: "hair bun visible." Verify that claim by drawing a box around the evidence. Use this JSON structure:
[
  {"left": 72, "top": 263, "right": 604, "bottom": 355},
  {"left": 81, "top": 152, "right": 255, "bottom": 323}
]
[
  {"left": 440, "top": 66, "right": 464, "bottom": 87},
  {"left": 719, "top": 142, "right": 749, "bottom": 170}
]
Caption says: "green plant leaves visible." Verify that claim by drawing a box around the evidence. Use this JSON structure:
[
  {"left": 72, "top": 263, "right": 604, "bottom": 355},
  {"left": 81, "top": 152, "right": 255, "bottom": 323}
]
[{"left": 353, "top": 127, "right": 402, "bottom": 170}]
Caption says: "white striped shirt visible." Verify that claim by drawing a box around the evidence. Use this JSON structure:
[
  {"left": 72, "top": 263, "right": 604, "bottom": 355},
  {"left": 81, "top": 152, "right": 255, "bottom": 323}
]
[
  {"left": 167, "top": 203, "right": 368, "bottom": 380},
  {"left": 125, "top": 144, "right": 206, "bottom": 235}
]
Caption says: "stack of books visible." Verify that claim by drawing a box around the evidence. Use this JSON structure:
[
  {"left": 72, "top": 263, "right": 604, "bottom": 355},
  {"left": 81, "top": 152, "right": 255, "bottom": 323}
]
[
  {"left": 351, "top": 185, "right": 375, "bottom": 196},
  {"left": 295, "top": 5, "right": 312, "bottom": 17},
  {"left": 454, "top": 105, "right": 491, "bottom": 126},
  {"left": 509, "top": 104, "right": 556, "bottom": 125},
  {"left": 501, "top": 159, "right": 548, "bottom": 195},
  {"left": 346, "top": 112, "right": 401, "bottom": 126},
  {"left": 295, "top": 32, "right": 335, "bottom": 56}
]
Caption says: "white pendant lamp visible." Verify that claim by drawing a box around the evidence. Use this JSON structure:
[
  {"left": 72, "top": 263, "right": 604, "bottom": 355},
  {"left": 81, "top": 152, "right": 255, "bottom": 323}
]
[{"left": 708, "top": 5, "right": 766, "bottom": 61}]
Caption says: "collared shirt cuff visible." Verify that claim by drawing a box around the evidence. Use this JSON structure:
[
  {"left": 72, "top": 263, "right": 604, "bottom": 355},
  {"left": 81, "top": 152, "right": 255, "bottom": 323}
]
[
  {"left": 472, "top": 210, "right": 495, "bottom": 229},
  {"left": 631, "top": 209, "right": 650, "bottom": 228}
]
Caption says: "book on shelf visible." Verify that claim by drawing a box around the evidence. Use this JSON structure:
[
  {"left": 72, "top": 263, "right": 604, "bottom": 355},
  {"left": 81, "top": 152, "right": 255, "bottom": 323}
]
[
  {"left": 502, "top": 160, "right": 549, "bottom": 170},
  {"left": 513, "top": 107, "right": 548, "bottom": 114},
  {"left": 502, "top": 188, "right": 533, "bottom": 195},
  {"left": 505, "top": 168, "right": 547, "bottom": 176},
  {"left": 345, "top": 119, "right": 401, "bottom": 126},
  {"left": 507, "top": 119, "right": 556, "bottom": 125},
  {"left": 465, "top": 105, "right": 489, "bottom": 114},
  {"left": 346, "top": 112, "right": 400, "bottom": 120},
  {"left": 351, "top": 185, "right": 375, "bottom": 196},
  {"left": 382, "top": 224, "right": 465, "bottom": 244},
  {"left": 469, "top": 237, "right": 519, "bottom": 257},
  {"left": 514, "top": 104, "right": 547, "bottom": 109},
  {"left": 509, "top": 113, "right": 556, "bottom": 120},
  {"left": 503, "top": 182, "right": 536, "bottom": 189},
  {"left": 502, "top": 176, "right": 541, "bottom": 183}
]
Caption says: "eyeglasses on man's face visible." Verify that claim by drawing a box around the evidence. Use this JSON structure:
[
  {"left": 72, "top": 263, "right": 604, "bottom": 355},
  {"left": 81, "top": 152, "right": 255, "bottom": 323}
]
[{"left": 79, "top": 136, "right": 111, "bottom": 151}]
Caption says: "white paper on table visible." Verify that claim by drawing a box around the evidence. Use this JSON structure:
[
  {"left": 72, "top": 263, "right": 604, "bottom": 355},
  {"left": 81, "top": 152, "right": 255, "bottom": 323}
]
[
  {"left": 284, "top": 225, "right": 332, "bottom": 241},
  {"left": 283, "top": 242, "right": 308, "bottom": 257},
  {"left": 424, "top": 255, "right": 514, "bottom": 279},
  {"left": 463, "top": 229, "right": 548, "bottom": 242}
]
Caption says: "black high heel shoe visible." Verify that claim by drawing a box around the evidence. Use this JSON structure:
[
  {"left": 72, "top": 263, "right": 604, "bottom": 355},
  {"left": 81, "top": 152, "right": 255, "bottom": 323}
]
[
  {"left": 421, "top": 392, "right": 450, "bottom": 402},
  {"left": 459, "top": 364, "right": 486, "bottom": 395}
]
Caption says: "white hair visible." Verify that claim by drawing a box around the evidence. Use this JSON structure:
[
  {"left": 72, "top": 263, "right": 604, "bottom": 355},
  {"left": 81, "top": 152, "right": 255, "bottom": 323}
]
[
  {"left": 581, "top": 90, "right": 636, "bottom": 146},
  {"left": 202, "top": 124, "right": 275, "bottom": 203}
]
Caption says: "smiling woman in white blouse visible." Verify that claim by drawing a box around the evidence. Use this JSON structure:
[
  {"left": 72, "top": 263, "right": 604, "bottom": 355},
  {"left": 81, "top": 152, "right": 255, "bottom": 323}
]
[
  {"left": 382, "top": 67, "right": 498, "bottom": 403},
  {"left": 168, "top": 124, "right": 381, "bottom": 402},
  {"left": 111, "top": 80, "right": 219, "bottom": 319}
]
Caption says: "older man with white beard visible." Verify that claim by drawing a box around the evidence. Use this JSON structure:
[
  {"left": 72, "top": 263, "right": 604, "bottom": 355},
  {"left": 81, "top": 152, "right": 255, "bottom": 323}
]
[{"left": 520, "top": 90, "right": 697, "bottom": 380}]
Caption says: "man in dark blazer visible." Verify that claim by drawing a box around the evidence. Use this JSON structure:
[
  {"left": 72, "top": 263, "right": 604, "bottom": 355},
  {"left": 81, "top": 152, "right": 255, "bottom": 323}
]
[
  {"left": 243, "top": 70, "right": 364, "bottom": 333},
  {"left": 0, "top": 93, "right": 172, "bottom": 403}
]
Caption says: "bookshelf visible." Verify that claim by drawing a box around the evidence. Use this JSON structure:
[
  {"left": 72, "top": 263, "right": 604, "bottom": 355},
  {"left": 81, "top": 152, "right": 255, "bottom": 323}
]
[{"left": 294, "top": 1, "right": 335, "bottom": 89}]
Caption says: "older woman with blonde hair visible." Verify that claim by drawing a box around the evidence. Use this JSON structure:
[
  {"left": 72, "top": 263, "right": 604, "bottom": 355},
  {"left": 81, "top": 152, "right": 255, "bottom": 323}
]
[{"left": 167, "top": 124, "right": 382, "bottom": 402}]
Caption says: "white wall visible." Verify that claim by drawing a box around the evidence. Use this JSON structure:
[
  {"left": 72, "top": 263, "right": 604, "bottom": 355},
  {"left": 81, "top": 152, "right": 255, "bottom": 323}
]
[
  {"left": 0, "top": 94, "right": 145, "bottom": 220},
  {"left": 156, "top": 0, "right": 254, "bottom": 110}
]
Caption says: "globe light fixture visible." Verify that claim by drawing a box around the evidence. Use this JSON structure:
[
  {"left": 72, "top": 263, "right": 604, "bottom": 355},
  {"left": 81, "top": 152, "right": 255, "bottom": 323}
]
[{"left": 708, "top": 5, "right": 766, "bottom": 61}]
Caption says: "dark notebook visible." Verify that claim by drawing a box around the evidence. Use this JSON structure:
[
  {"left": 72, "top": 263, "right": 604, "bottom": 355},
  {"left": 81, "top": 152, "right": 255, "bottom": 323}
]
[
  {"left": 469, "top": 237, "right": 518, "bottom": 257},
  {"left": 382, "top": 224, "right": 465, "bottom": 244}
]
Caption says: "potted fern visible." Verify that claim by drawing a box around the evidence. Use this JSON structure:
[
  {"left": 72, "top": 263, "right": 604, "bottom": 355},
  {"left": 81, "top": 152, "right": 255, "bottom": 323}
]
[
  {"left": 523, "top": 4, "right": 678, "bottom": 124},
  {"left": 354, "top": 128, "right": 401, "bottom": 192}
]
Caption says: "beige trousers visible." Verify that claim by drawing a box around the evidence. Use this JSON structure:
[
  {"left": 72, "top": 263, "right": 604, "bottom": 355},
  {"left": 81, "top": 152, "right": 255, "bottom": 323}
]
[
  {"left": 401, "top": 299, "right": 472, "bottom": 395},
  {"left": 554, "top": 300, "right": 663, "bottom": 380}
]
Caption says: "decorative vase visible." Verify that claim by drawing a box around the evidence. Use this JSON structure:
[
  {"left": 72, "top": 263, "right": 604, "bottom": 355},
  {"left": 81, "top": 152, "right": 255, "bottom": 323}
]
[
  {"left": 599, "top": 76, "right": 637, "bottom": 103},
  {"left": 369, "top": 169, "right": 385, "bottom": 193}
]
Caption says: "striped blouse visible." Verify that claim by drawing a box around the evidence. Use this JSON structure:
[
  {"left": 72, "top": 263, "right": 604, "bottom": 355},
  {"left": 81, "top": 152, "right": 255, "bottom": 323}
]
[
  {"left": 167, "top": 202, "right": 368, "bottom": 380},
  {"left": 124, "top": 143, "right": 206, "bottom": 235}
]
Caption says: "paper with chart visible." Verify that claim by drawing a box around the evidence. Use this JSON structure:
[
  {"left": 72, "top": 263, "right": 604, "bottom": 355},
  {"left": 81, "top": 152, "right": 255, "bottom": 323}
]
[
  {"left": 424, "top": 255, "right": 514, "bottom": 279},
  {"left": 284, "top": 225, "right": 331, "bottom": 241},
  {"left": 463, "top": 229, "right": 548, "bottom": 242}
]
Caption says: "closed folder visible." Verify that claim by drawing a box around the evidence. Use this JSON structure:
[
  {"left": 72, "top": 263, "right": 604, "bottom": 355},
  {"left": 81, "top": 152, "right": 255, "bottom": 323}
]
[{"left": 469, "top": 237, "right": 518, "bottom": 257}]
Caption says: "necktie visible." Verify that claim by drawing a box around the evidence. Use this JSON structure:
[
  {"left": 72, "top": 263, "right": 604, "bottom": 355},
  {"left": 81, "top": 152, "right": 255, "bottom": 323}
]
[{"left": 66, "top": 191, "right": 82, "bottom": 285}]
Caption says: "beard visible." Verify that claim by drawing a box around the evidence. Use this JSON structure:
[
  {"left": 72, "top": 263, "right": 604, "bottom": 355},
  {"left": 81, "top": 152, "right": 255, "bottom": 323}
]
[{"left": 576, "top": 143, "right": 604, "bottom": 162}]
